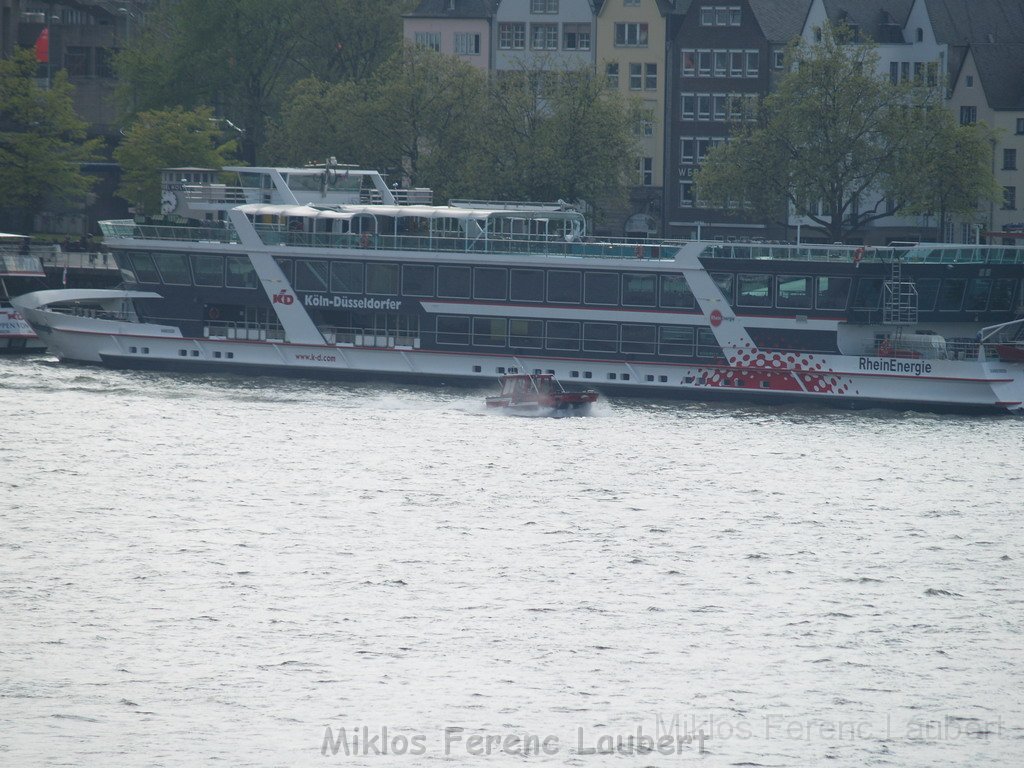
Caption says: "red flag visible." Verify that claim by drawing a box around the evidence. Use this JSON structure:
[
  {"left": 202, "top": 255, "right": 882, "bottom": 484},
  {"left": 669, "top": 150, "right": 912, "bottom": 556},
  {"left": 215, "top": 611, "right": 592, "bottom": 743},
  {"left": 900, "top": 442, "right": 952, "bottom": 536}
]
[{"left": 35, "top": 28, "right": 49, "bottom": 64}]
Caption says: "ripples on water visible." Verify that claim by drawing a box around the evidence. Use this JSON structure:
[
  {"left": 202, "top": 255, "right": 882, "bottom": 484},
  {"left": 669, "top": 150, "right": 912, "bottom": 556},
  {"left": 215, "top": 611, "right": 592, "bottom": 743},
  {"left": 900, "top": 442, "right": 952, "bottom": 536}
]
[{"left": 1, "top": 355, "right": 1022, "bottom": 766}]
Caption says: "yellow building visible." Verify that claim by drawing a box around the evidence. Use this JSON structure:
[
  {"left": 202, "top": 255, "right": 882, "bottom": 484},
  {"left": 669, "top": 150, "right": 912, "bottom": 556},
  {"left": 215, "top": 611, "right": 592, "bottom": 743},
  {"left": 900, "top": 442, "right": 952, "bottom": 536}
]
[{"left": 594, "top": 0, "right": 673, "bottom": 236}]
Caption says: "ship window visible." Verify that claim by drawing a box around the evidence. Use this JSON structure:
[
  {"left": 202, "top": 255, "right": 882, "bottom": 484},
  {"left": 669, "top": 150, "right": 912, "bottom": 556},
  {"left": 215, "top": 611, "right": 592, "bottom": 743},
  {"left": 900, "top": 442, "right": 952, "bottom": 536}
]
[
  {"left": 295, "top": 259, "right": 329, "bottom": 292},
  {"left": 816, "top": 276, "right": 850, "bottom": 310},
  {"left": 737, "top": 274, "right": 772, "bottom": 307},
  {"left": 914, "top": 278, "right": 940, "bottom": 311},
  {"left": 659, "top": 375, "right": 668, "bottom": 383},
  {"left": 226, "top": 352, "right": 234, "bottom": 359},
  {"left": 510, "top": 269, "right": 545, "bottom": 302},
  {"left": 473, "top": 365, "right": 482, "bottom": 372},
  {"left": 936, "top": 278, "right": 966, "bottom": 311},
  {"left": 366, "top": 263, "right": 399, "bottom": 295},
  {"left": 659, "top": 326, "right": 694, "bottom": 356},
  {"left": 776, "top": 275, "right": 812, "bottom": 309},
  {"left": 660, "top": 275, "right": 695, "bottom": 308},
  {"left": 710, "top": 272, "right": 734, "bottom": 305},
  {"left": 402, "top": 264, "right": 435, "bottom": 297},
  {"left": 437, "top": 265, "right": 472, "bottom": 298},
  {"left": 584, "top": 272, "right": 619, "bottom": 305},
  {"left": 130, "top": 253, "right": 162, "bottom": 283},
  {"left": 274, "top": 257, "right": 293, "bottom": 283},
  {"left": 115, "top": 254, "right": 137, "bottom": 283},
  {"left": 964, "top": 279, "right": 992, "bottom": 311},
  {"left": 509, "top": 318, "right": 543, "bottom": 348},
  {"left": 474, "top": 267, "right": 508, "bottom": 300},
  {"left": 129, "top": 346, "right": 137, "bottom": 353},
  {"left": 621, "top": 273, "right": 656, "bottom": 306},
  {"left": 989, "top": 278, "right": 1017, "bottom": 311},
  {"left": 607, "top": 372, "right": 617, "bottom": 380},
  {"left": 191, "top": 254, "right": 224, "bottom": 287},
  {"left": 646, "top": 374, "right": 654, "bottom": 382},
  {"left": 852, "top": 278, "right": 884, "bottom": 309},
  {"left": 473, "top": 317, "right": 507, "bottom": 347},
  {"left": 546, "top": 320, "right": 580, "bottom": 350},
  {"left": 583, "top": 322, "right": 618, "bottom": 353},
  {"left": 213, "top": 351, "right": 222, "bottom": 358},
  {"left": 190, "top": 350, "right": 199, "bottom": 357},
  {"left": 696, "top": 328, "right": 722, "bottom": 358},
  {"left": 226, "top": 256, "right": 258, "bottom": 288},
  {"left": 436, "top": 315, "right": 470, "bottom": 345},
  {"left": 547, "top": 270, "right": 581, "bottom": 303},
  {"left": 152, "top": 252, "right": 191, "bottom": 285},
  {"left": 621, "top": 324, "right": 656, "bottom": 354},
  {"left": 178, "top": 349, "right": 187, "bottom": 357},
  {"left": 331, "top": 261, "right": 363, "bottom": 293}
]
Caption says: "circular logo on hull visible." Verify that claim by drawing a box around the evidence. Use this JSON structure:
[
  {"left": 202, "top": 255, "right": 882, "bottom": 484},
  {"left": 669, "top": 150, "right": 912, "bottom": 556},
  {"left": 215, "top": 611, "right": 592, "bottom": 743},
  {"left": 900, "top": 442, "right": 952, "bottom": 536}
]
[{"left": 710, "top": 309, "right": 723, "bottom": 327}]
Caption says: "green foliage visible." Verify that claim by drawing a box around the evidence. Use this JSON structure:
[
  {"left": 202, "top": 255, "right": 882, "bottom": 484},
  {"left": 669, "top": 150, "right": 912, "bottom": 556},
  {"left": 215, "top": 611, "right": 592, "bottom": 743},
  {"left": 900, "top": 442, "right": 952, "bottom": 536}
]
[
  {"left": 114, "top": 107, "right": 238, "bottom": 213},
  {"left": 696, "top": 24, "right": 995, "bottom": 242},
  {"left": 896, "top": 109, "right": 1000, "bottom": 239},
  {"left": 266, "top": 47, "right": 638, "bottom": 210},
  {"left": 115, "top": 0, "right": 413, "bottom": 164},
  {"left": 0, "top": 49, "right": 101, "bottom": 231}
]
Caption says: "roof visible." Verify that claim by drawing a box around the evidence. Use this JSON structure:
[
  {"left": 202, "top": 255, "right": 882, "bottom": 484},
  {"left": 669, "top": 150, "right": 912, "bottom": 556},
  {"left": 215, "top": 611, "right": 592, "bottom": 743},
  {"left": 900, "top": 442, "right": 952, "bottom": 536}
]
[
  {"left": 748, "top": 0, "right": 814, "bottom": 44},
  {"left": 404, "top": 0, "right": 498, "bottom": 19},
  {"left": 924, "top": 0, "right": 1024, "bottom": 45},
  {"left": 820, "top": 0, "right": 914, "bottom": 42},
  {"left": 970, "top": 43, "right": 1024, "bottom": 110}
]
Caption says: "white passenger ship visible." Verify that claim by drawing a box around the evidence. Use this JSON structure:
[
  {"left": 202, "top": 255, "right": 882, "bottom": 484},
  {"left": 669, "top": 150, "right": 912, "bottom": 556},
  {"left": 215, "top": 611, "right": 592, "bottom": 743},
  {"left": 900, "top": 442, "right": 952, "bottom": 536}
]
[{"left": 12, "top": 163, "right": 1024, "bottom": 413}]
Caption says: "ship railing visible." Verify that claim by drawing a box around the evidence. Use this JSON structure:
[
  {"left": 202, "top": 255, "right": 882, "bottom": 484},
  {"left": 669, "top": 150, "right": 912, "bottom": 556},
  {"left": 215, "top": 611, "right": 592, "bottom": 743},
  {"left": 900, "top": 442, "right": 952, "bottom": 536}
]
[
  {"left": 100, "top": 219, "right": 240, "bottom": 244},
  {"left": 204, "top": 321, "right": 285, "bottom": 341},
  {"left": 319, "top": 324, "right": 420, "bottom": 348},
  {"left": 182, "top": 184, "right": 251, "bottom": 206},
  {"left": 49, "top": 305, "right": 131, "bottom": 322},
  {"left": 360, "top": 188, "right": 434, "bottom": 205},
  {"left": 860, "top": 336, "right": 1014, "bottom": 362}
]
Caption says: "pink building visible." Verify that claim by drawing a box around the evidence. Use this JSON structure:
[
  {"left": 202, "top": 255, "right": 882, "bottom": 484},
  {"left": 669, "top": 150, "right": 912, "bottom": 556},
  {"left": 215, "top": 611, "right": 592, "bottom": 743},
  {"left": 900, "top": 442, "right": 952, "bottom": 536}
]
[{"left": 403, "top": 0, "right": 498, "bottom": 71}]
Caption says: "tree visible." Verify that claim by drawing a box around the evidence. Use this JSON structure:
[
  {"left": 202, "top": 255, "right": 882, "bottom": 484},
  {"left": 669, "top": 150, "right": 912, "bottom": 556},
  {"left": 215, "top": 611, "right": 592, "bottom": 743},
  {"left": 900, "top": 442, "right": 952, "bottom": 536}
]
[
  {"left": 695, "top": 25, "right": 996, "bottom": 243},
  {"left": 114, "top": 107, "right": 238, "bottom": 214},
  {"left": 114, "top": 0, "right": 413, "bottom": 164},
  {"left": 290, "top": 0, "right": 414, "bottom": 83},
  {"left": 896, "top": 108, "right": 1000, "bottom": 241},
  {"left": 0, "top": 49, "right": 102, "bottom": 233}
]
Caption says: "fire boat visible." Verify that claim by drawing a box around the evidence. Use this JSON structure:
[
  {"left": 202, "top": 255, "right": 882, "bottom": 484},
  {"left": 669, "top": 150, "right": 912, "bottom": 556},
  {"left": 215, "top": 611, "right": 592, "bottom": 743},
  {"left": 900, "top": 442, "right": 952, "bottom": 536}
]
[{"left": 485, "top": 373, "right": 598, "bottom": 417}]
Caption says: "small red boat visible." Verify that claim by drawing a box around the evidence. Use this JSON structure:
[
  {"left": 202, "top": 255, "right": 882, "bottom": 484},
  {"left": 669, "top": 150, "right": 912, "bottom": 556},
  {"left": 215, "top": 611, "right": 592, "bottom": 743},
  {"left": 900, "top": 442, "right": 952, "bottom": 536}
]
[{"left": 485, "top": 373, "right": 598, "bottom": 416}]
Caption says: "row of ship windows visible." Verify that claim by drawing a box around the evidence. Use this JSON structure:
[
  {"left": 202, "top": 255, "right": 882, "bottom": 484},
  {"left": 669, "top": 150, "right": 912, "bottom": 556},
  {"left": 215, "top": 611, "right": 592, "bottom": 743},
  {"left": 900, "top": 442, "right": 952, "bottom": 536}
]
[
  {"left": 120, "top": 252, "right": 1019, "bottom": 314},
  {"left": 127, "top": 346, "right": 236, "bottom": 360},
  {"left": 436, "top": 316, "right": 723, "bottom": 358},
  {"left": 480, "top": 365, "right": 674, "bottom": 384}
]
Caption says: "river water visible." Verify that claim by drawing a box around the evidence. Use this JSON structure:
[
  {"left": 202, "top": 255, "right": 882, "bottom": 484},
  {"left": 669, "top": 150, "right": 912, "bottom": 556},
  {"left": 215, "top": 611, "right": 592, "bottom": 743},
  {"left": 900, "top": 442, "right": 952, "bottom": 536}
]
[{"left": 2, "top": 354, "right": 1022, "bottom": 767}]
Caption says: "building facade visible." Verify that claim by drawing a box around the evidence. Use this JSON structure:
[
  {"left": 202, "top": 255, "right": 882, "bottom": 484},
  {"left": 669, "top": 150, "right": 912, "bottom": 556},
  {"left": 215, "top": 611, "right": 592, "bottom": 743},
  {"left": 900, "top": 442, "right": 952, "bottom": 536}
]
[
  {"left": 595, "top": 0, "right": 673, "bottom": 236},
  {"left": 493, "top": 0, "right": 596, "bottom": 72},
  {"left": 664, "top": 0, "right": 809, "bottom": 241},
  {"left": 403, "top": 0, "right": 497, "bottom": 71}
]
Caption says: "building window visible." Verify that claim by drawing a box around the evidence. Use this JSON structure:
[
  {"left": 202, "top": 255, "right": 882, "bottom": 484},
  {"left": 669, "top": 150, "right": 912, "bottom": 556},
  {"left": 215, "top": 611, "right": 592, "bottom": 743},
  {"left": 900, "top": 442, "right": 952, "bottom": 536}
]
[
  {"left": 712, "top": 93, "right": 726, "bottom": 121},
  {"left": 531, "top": 23, "right": 558, "bottom": 50},
  {"left": 454, "top": 33, "right": 480, "bottom": 56},
  {"left": 927, "top": 62, "right": 938, "bottom": 86},
  {"left": 530, "top": 0, "right": 558, "bottom": 12},
  {"left": 773, "top": 50, "right": 785, "bottom": 69},
  {"left": 638, "top": 157, "right": 653, "bottom": 186},
  {"left": 498, "top": 22, "right": 525, "bottom": 50},
  {"left": 1003, "top": 186, "right": 1017, "bottom": 210},
  {"left": 64, "top": 46, "right": 91, "bottom": 77},
  {"left": 414, "top": 32, "right": 440, "bottom": 52},
  {"left": 960, "top": 106, "right": 976, "bottom": 125},
  {"left": 697, "top": 94, "right": 710, "bottom": 120},
  {"left": 681, "top": 49, "right": 695, "bottom": 76},
  {"left": 901, "top": 61, "right": 910, "bottom": 82},
  {"left": 680, "top": 180, "right": 694, "bottom": 207},
  {"left": 681, "top": 93, "right": 695, "bottom": 120},
  {"left": 916, "top": 27, "right": 923, "bottom": 42},
  {"left": 698, "top": 50, "right": 711, "bottom": 76},
  {"left": 644, "top": 63, "right": 657, "bottom": 90},
  {"left": 95, "top": 47, "right": 117, "bottom": 79},
  {"left": 745, "top": 50, "right": 759, "bottom": 77},
  {"left": 629, "top": 63, "right": 642, "bottom": 90},
  {"left": 1003, "top": 148, "right": 1017, "bottom": 170},
  {"left": 714, "top": 50, "right": 728, "bottom": 77},
  {"left": 563, "top": 23, "right": 590, "bottom": 50},
  {"left": 615, "top": 22, "right": 648, "bottom": 47},
  {"left": 889, "top": 61, "right": 899, "bottom": 84},
  {"left": 700, "top": 6, "right": 740, "bottom": 25},
  {"left": 966, "top": 75, "right": 974, "bottom": 87},
  {"left": 606, "top": 62, "right": 619, "bottom": 88},
  {"left": 1017, "top": 118, "right": 1024, "bottom": 135}
]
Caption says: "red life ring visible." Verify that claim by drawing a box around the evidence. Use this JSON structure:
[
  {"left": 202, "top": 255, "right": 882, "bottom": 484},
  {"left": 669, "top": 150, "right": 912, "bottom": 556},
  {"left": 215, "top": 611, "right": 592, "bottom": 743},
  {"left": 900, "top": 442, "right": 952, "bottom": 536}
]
[
  {"left": 208, "top": 307, "right": 220, "bottom": 320},
  {"left": 852, "top": 247, "right": 864, "bottom": 265}
]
